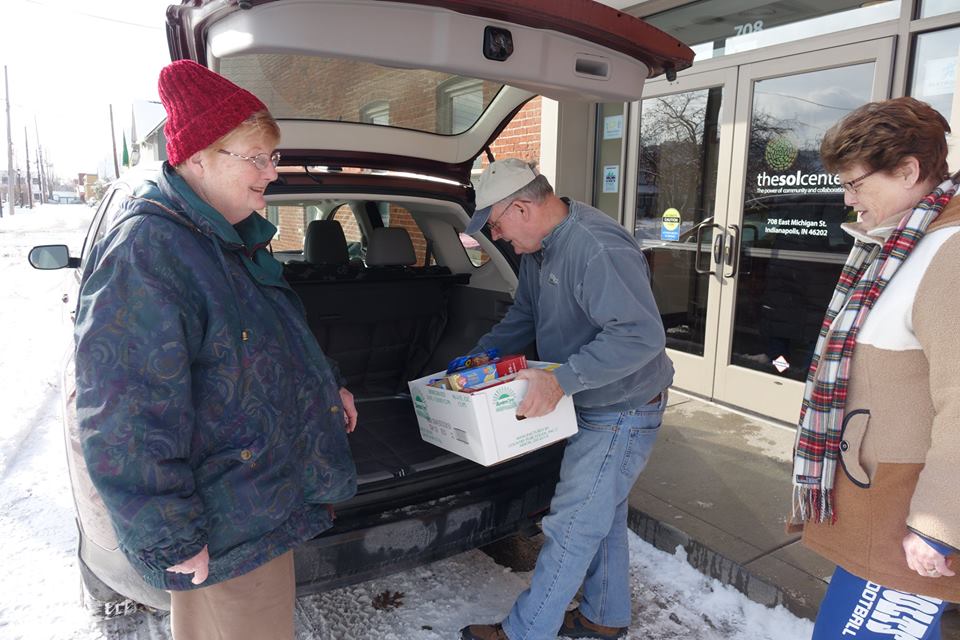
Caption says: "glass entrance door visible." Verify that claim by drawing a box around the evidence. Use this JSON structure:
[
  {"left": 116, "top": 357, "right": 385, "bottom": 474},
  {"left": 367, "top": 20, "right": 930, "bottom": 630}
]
[
  {"left": 630, "top": 39, "right": 893, "bottom": 422},
  {"left": 630, "top": 68, "right": 738, "bottom": 397},
  {"left": 714, "top": 40, "right": 893, "bottom": 422}
]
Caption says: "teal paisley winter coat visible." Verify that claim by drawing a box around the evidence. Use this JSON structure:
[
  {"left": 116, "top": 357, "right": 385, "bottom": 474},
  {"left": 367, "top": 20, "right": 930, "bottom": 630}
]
[{"left": 75, "top": 163, "right": 357, "bottom": 590}]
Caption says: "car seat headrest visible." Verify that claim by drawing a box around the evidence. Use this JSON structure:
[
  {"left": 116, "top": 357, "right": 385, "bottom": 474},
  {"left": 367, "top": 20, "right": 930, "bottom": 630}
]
[
  {"left": 365, "top": 227, "right": 416, "bottom": 267},
  {"left": 304, "top": 219, "right": 349, "bottom": 265}
]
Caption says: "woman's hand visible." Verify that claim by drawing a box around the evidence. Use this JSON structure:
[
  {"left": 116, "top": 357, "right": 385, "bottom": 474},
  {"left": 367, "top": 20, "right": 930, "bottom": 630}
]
[
  {"left": 339, "top": 387, "right": 358, "bottom": 433},
  {"left": 167, "top": 545, "right": 210, "bottom": 585},
  {"left": 902, "top": 532, "right": 955, "bottom": 578}
]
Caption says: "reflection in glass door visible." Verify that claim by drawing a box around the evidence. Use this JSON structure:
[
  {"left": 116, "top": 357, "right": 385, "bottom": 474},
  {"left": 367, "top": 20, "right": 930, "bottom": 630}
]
[
  {"left": 714, "top": 40, "right": 893, "bottom": 422},
  {"left": 630, "top": 68, "right": 737, "bottom": 398},
  {"left": 628, "top": 40, "right": 893, "bottom": 421},
  {"left": 637, "top": 87, "right": 722, "bottom": 356},
  {"left": 729, "top": 64, "right": 873, "bottom": 380}
]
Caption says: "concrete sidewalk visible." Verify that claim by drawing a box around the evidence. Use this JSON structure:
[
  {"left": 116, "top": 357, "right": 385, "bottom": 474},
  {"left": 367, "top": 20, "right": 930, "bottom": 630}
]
[{"left": 626, "top": 391, "right": 959, "bottom": 636}]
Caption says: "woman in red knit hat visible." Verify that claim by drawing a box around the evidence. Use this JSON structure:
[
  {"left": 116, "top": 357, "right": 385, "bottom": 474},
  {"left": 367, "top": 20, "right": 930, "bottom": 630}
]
[{"left": 74, "top": 59, "right": 358, "bottom": 639}]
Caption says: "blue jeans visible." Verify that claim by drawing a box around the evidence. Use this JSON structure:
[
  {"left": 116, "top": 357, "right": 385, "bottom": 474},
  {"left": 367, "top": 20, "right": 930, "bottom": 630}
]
[
  {"left": 813, "top": 566, "right": 947, "bottom": 640},
  {"left": 502, "top": 391, "right": 667, "bottom": 640}
]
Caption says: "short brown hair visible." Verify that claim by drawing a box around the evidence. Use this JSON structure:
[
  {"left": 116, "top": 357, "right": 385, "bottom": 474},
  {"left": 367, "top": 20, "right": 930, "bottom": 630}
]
[{"left": 820, "top": 97, "right": 950, "bottom": 182}]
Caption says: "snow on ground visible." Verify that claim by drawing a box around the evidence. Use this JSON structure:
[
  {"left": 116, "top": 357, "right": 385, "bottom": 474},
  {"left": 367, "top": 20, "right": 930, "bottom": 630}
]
[
  {"left": 0, "top": 204, "right": 90, "bottom": 478},
  {"left": 0, "top": 204, "right": 814, "bottom": 639}
]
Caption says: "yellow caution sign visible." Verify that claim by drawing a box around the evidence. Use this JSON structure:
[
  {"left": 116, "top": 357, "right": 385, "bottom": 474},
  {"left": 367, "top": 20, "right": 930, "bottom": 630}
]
[{"left": 661, "top": 208, "right": 681, "bottom": 241}]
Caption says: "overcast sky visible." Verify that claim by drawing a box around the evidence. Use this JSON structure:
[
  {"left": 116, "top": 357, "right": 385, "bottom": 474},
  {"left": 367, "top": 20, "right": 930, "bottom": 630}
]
[{"left": 1, "top": 0, "right": 172, "bottom": 179}]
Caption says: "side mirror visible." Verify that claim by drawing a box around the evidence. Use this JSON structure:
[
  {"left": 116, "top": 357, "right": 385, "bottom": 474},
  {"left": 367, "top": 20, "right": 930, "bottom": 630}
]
[{"left": 28, "top": 245, "right": 77, "bottom": 270}]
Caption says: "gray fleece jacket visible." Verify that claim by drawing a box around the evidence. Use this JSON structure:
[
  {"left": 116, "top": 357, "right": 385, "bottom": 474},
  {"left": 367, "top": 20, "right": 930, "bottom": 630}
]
[{"left": 477, "top": 199, "right": 673, "bottom": 410}]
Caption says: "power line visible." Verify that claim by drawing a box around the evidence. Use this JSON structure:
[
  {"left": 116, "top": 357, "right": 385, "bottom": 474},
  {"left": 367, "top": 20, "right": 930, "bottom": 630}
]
[
  {"left": 19, "top": 0, "right": 163, "bottom": 30},
  {"left": 754, "top": 90, "right": 853, "bottom": 111}
]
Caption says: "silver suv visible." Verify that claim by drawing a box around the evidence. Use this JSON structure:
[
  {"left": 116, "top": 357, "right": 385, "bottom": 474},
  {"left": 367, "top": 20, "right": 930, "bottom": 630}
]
[{"left": 29, "top": 0, "right": 691, "bottom": 616}]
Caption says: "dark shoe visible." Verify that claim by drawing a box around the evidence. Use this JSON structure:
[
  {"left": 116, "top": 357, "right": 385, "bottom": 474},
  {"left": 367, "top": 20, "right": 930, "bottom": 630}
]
[
  {"left": 460, "top": 623, "right": 509, "bottom": 640},
  {"left": 558, "top": 608, "right": 627, "bottom": 639}
]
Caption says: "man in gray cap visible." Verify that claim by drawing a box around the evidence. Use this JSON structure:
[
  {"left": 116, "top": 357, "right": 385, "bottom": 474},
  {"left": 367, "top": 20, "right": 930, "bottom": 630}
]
[{"left": 460, "top": 159, "right": 674, "bottom": 640}]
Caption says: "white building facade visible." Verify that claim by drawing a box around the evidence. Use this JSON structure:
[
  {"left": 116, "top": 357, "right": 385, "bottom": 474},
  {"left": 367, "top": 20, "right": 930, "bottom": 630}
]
[{"left": 565, "top": 0, "right": 960, "bottom": 422}]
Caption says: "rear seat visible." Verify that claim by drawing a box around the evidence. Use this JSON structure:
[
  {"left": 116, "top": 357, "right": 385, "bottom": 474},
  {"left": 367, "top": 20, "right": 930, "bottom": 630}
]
[
  {"left": 289, "top": 226, "right": 469, "bottom": 397},
  {"left": 359, "top": 226, "right": 464, "bottom": 281},
  {"left": 284, "top": 219, "right": 359, "bottom": 281}
]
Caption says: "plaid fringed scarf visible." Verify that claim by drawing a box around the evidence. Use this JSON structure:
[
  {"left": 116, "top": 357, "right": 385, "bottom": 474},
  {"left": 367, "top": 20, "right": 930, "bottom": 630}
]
[{"left": 792, "top": 174, "right": 960, "bottom": 525}]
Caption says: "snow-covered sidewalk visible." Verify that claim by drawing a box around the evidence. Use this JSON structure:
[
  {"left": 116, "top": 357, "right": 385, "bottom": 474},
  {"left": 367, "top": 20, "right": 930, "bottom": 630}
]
[{"left": 0, "top": 204, "right": 813, "bottom": 639}]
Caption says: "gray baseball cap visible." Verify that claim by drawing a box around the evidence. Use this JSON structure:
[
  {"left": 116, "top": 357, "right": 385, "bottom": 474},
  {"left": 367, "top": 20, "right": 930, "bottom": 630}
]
[{"left": 465, "top": 158, "right": 538, "bottom": 235}]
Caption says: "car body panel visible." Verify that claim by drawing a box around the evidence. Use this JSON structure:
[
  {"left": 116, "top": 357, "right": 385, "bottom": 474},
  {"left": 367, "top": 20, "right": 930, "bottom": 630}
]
[{"left": 166, "top": 0, "right": 693, "bottom": 181}]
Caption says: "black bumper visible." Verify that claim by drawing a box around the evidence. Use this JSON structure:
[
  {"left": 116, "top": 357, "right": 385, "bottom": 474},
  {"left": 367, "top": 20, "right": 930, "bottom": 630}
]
[{"left": 79, "top": 445, "right": 563, "bottom": 610}]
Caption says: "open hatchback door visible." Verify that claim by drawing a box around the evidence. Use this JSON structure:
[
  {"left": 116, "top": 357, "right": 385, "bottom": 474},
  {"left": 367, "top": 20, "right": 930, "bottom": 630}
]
[{"left": 166, "top": 0, "right": 694, "bottom": 184}]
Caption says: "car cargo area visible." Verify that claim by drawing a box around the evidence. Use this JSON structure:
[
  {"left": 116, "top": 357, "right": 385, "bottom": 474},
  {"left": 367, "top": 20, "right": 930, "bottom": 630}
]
[
  {"left": 348, "top": 395, "right": 457, "bottom": 481},
  {"left": 283, "top": 214, "right": 521, "bottom": 484},
  {"left": 289, "top": 278, "right": 520, "bottom": 483},
  {"left": 281, "top": 224, "right": 570, "bottom": 587}
]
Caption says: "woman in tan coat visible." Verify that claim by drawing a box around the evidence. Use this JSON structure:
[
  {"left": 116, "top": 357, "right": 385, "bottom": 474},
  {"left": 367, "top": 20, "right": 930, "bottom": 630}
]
[{"left": 791, "top": 97, "right": 960, "bottom": 639}]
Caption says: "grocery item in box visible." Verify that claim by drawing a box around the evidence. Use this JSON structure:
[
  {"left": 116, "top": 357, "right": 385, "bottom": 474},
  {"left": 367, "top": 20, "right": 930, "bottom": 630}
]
[
  {"left": 495, "top": 354, "right": 527, "bottom": 376},
  {"left": 462, "top": 373, "right": 517, "bottom": 393},
  {"left": 427, "top": 376, "right": 452, "bottom": 390},
  {"left": 447, "top": 363, "right": 498, "bottom": 391},
  {"left": 446, "top": 348, "right": 500, "bottom": 374}
]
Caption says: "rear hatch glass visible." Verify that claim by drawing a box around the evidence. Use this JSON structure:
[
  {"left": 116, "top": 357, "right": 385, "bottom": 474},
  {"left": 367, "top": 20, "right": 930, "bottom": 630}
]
[{"left": 221, "top": 54, "right": 505, "bottom": 136}]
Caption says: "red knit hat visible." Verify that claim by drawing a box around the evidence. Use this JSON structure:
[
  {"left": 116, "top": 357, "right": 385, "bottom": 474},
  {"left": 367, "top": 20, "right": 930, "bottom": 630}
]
[{"left": 159, "top": 60, "right": 268, "bottom": 166}]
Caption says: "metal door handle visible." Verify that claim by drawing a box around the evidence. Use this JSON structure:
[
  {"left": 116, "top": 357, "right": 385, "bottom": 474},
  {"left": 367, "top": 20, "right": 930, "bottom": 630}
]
[
  {"left": 693, "top": 217, "right": 721, "bottom": 275},
  {"left": 724, "top": 224, "right": 740, "bottom": 278},
  {"left": 712, "top": 234, "right": 724, "bottom": 265}
]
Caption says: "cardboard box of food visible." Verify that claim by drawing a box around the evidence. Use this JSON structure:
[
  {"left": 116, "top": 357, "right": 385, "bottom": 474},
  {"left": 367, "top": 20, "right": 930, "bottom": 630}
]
[{"left": 407, "top": 362, "right": 578, "bottom": 466}]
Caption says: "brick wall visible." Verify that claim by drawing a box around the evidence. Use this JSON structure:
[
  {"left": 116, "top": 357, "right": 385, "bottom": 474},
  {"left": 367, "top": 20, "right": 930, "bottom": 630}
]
[
  {"left": 332, "top": 206, "right": 362, "bottom": 243},
  {"left": 389, "top": 205, "right": 428, "bottom": 265},
  {"left": 273, "top": 206, "right": 304, "bottom": 252},
  {"left": 487, "top": 97, "right": 542, "bottom": 167}
]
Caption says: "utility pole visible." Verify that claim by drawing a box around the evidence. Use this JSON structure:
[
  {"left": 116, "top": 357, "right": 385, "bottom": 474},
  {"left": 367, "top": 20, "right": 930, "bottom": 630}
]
[
  {"left": 130, "top": 104, "right": 140, "bottom": 166},
  {"left": 34, "top": 117, "right": 45, "bottom": 204},
  {"left": 35, "top": 146, "right": 42, "bottom": 204},
  {"left": 24, "top": 126, "right": 32, "bottom": 208},
  {"left": 109, "top": 104, "right": 119, "bottom": 179},
  {"left": 4, "top": 65, "right": 14, "bottom": 218}
]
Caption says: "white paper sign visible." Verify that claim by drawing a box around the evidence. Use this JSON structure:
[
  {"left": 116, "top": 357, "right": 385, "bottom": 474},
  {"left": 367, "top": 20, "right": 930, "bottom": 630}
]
[
  {"left": 602, "top": 165, "right": 619, "bottom": 193},
  {"left": 773, "top": 355, "right": 790, "bottom": 373},
  {"left": 603, "top": 114, "right": 623, "bottom": 140},
  {"left": 922, "top": 56, "right": 958, "bottom": 97}
]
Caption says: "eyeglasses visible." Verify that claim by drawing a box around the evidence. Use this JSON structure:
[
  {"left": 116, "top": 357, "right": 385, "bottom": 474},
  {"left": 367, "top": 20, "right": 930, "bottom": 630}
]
[
  {"left": 486, "top": 200, "right": 519, "bottom": 233},
  {"left": 217, "top": 149, "right": 281, "bottom": 171},
  {"left": 840, "top": 168, "right": 880, "bottom": 194}
]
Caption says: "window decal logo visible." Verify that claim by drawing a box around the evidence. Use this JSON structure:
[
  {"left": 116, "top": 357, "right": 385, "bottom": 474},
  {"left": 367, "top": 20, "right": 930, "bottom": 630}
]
[{"left": 765, "top": 136, "right": 798, "bottom": 171}]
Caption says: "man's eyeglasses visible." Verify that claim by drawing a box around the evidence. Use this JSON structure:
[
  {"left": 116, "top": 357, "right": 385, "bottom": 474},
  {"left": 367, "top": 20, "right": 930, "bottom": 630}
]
[
  {"left": 487, "top": 200, "right": 519, "bottom": 233},
  {"left": 218, "top": 149, "right": 281, "bottom": 171},
  {"left": 840, "top": 168, "right": 879, "bottom": 194}
]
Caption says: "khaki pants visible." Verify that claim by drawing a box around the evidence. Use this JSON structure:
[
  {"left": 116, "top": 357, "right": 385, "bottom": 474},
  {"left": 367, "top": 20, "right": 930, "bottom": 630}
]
[{"left": 169, "top": 551, "right": 295, "bottom": 640}]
